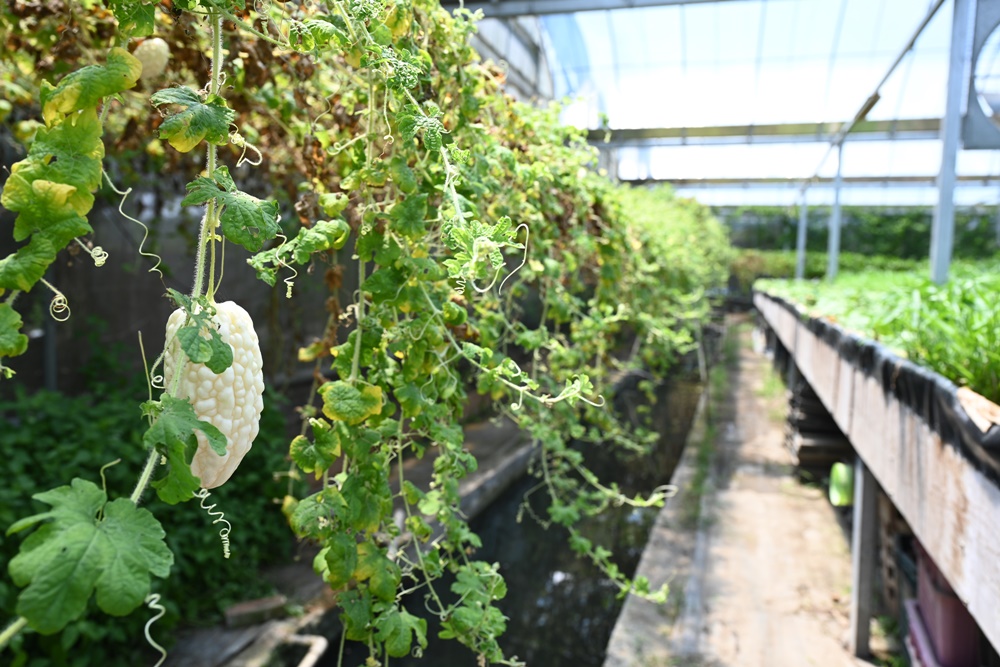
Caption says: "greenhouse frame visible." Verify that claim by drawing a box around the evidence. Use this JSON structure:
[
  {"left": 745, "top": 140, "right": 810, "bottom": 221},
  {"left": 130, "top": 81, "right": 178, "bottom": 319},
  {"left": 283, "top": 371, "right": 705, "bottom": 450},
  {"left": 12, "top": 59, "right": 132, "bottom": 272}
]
[{"left": 1, "top": 0, "right": 999, "bottom": 666}]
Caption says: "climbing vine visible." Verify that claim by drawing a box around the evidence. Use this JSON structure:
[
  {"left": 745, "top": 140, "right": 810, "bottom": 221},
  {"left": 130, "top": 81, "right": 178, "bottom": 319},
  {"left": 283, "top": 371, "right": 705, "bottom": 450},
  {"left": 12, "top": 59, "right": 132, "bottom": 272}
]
[{"left": 0, "top": 0, "right": 731, "bottom": 664}]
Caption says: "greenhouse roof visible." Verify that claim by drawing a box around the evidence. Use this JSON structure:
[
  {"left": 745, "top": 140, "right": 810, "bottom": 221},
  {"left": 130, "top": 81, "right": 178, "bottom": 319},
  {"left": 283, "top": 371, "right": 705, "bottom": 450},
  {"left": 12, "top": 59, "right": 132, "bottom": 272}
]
[{"left": 506, "top": 0, "right": 1000, "bottom": 207}]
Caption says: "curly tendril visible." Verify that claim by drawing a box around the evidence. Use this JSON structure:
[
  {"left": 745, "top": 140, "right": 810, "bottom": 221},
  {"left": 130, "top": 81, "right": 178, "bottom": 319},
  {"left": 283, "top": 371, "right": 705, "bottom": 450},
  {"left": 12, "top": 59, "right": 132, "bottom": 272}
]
[
  {"left": 74, "top": 239, "right": 109, "bottom": 267},
  {"left": 195, "top": 488, "right": 232, "bottom": 559},
  {"left": 103, "top": 172, "right": 164, "bottom": 280},
  {"left": 39, "top": 278, "right": 70, "bottom": 322},
  {"left": 98, "top": 459, "right": 122, "bottom": 496},
  {"left": 231, "top": 131, "right": 264, "bottom": 167},
  {"left": 138, "top": 332, "right": 165, "bottom": 402},
  {"left": 143, "top": 594, "right": 168, "bottom": 667},
  {"left": 254, "top": 0, "right": 271, "bottom": 26},
  {"left": 498, "top": 223, "right": 530, "bottom": 296},
  {"left": 272, "top": 233, "right": 299, "bottom": 298},
  {"left": 511, "top": 389, "right": 524, "bottom": 411}
]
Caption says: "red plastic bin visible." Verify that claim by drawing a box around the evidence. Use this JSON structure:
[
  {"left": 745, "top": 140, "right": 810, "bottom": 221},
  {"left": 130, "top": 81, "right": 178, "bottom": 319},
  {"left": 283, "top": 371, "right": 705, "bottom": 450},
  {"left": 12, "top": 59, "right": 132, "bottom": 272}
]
[{"left": 915, "top": 542, "right": 978, "bottom": 667}]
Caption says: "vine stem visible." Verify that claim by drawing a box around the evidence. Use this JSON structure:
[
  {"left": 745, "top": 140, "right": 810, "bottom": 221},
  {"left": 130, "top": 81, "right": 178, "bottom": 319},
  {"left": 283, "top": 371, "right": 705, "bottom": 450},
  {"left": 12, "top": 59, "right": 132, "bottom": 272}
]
[
  {"left": 0, "top": 616, "right": 28, "bottom": 651},
  {"left": 192, "top": 10, "right": 224, "bottom": 301},
  {"left": 401, "top": 90, "right": 467, "bottom": 222},
  {"left": 129, "top": 449, "right": 161, "bottom": 505},
  {"left": 395, "top": 426, "right": 448, "bottom": 617},
  {"left": 350, "top": 256, "right": 365, "bottom": 384},
  {"left": 416, "top": 285, "right": 581, "bottom": 408},
  {"left": 349, "top": 70, "right": 377, "bottom": 385}
]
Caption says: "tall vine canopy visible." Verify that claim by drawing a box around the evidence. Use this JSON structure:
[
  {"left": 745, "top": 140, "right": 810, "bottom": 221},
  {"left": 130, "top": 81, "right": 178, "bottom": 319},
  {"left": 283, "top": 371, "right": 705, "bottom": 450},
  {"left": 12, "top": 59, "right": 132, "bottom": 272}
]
[{"left": 0, "top": 0, "right": 731, "bottom": 664}]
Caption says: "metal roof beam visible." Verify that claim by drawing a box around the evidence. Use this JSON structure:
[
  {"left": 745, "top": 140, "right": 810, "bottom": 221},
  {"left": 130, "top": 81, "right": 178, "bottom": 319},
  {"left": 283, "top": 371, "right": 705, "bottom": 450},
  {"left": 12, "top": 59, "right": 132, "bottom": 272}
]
[
  {"left": 624, "top": 175, "right": 1000, "bottom": 188},
  {"left": 442, "top": 0, "right": 742, "bottom": 19},
  {"left": 590, "top": 118, "right": 942, "bottom": 147}
]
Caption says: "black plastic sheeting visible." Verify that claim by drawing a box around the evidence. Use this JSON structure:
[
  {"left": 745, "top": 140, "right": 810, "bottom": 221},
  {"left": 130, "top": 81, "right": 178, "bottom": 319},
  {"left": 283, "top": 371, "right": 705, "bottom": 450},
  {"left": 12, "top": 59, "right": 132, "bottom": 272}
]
[{"left": 757, "top": 292, "right": 1000, "bottom": 487}]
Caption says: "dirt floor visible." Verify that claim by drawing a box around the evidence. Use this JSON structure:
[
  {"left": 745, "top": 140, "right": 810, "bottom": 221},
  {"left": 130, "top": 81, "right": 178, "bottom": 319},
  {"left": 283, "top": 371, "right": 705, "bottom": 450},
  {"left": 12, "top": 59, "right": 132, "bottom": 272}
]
[{"left": 605, "top": 318, "right": 875, "bottom": 667}]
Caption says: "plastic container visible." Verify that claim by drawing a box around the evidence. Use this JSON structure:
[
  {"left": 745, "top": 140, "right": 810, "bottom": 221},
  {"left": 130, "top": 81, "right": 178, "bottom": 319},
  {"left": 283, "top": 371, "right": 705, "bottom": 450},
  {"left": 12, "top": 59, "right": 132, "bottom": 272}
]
[
  {"left": 906, "top": 598, "right": 942, "bottom": 667},
  {"left": 916, "top": 542, "right": 979, "bottom": 667}
]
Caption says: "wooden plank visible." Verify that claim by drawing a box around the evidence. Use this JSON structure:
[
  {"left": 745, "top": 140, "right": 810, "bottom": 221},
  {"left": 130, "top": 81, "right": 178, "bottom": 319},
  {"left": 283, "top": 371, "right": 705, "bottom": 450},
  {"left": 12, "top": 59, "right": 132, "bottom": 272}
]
[
  {"left": 835, "top": 356, "right": 855, "bottom": 435},
  {"left": 849, "top": 457, "right": 878, "bottom": 657},
  {"left": 755, "top": 292, "right": 1000, "bottom": 654}
]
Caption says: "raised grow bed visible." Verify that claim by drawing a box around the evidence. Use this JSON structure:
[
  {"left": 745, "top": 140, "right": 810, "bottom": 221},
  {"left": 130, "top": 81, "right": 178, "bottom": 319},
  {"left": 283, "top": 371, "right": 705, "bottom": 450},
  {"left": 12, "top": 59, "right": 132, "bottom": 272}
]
[{"left": 754, "top": 267, "right": 1000, "bottom": 660}]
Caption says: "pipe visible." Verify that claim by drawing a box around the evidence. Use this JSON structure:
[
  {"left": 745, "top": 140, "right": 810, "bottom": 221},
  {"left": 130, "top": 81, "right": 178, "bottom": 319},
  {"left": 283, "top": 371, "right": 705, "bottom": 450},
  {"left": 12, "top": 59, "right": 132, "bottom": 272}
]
[{"left": 285, "top": 633, "right": 329, "bottom": 667}]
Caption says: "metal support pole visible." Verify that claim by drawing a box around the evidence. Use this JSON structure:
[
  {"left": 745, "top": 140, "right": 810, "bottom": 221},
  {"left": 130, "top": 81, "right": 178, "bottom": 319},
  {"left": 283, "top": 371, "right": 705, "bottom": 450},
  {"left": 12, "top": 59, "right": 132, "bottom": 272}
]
[
  {"left": 795, "top": 190, "right": 808, "bottom": 280},
  {"left": 995, "top": 196, "right": 1000, "bottom": 249},
  {"left": 826, "top": 143, "right": 843, "bottom": 281},
  {"left": 931, "top": 0, "right": 974, "bottom": 284},
  {"left": 995, "top": 187, "right": 1000, "bottom": 247},
  {"left": 849, "top": 456, "right": 877, "bottom": 658}
]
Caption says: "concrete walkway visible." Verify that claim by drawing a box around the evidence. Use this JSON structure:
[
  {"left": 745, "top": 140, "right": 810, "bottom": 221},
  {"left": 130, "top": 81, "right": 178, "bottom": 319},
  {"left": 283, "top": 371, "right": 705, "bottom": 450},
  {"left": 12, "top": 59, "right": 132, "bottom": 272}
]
[{"left": 605, "top": 320, "right": 866, "bottom": 667}]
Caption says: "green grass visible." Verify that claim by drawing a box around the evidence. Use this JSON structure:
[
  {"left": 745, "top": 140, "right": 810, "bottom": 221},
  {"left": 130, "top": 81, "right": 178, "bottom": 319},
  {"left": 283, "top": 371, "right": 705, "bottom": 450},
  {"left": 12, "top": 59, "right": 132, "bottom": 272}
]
[
  {"left": 680, "top": 327, "right": 736, "bottom": 529},
  {"left": 680, "top": 419, "right": 716, "bottom": 530},
  {"left": 756, "top": 368, "right": 785, "bottom": 399}
]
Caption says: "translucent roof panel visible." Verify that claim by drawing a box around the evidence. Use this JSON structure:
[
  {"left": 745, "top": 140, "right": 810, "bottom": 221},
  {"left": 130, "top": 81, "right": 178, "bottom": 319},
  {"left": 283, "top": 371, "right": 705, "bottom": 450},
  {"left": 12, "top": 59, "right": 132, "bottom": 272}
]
[
  {"left": 537, "top": 0, "right": 1000, "bottom": 208},
  {"left": 543, "top": 0, "right": 952, "bottom": 129}
]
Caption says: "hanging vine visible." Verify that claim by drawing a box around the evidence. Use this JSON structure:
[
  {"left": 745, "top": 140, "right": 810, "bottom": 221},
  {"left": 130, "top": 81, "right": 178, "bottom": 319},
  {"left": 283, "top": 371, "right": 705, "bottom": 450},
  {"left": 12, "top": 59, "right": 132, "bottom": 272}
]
[{"left": 0, "top": 0, "right": 731, "bottom": 664}]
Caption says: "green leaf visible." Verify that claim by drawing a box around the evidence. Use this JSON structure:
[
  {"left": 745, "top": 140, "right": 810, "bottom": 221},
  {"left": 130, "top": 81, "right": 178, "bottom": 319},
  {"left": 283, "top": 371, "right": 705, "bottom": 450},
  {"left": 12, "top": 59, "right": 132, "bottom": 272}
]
[
  {"left": 40, "top": 48, "right": 141, "bottom": 125},
  {"left": 364, "top": 266, "right": 405, "bottom": 301},
  {"left": 321, "top": 534, "right": 358, "bottom": 588},
  {"left": 151, "top": 432, "right": 201, "bottom": 505},
  {"left": 0, "top": 236, "right": 59, "bottom": 292},
  {"left": 417, "top": 489, "right": 442, "bottom": 516},
  {"left": 247, "top": 219, "right": 350, "bottom": 287},
  {"left": 22, "top": 105, "right": 105, "bottom": 202},
  {"left": 292, "top": 219, "right": 351, "bottom": 263},
  {"left": 353, "top": 542, "right": 400, "bottom": 602},
  {"left": 0, "top": 105, "right": 104, "bottom": 293},
  {"left": 339, "top": 589, "right": 373, "bottom": 641},
  {"left": 106, "top": 0, "right": 156, "bottom": 37},
  {"left": 320, "top": 381, "right": 383, "bottom": 425},
  {"left": 451, "top": 562, "right": 507, "bottom": 603},
  {"left": 144, "top": 395, "right": 227, "bottom": 456},
  {"left": 395, "top": 383, "right": 425, "bottom": 418},
  {"left": 0, "top": 304, "right": 29, "bottom": 358},
  {"left": 423, "top": 124, "right": 442, "bottom": 151},
  {"left": 204, "top": 333, "right": 234, "bottom": 374},
  {"left": 176, "top": 325, "right": 213, "bottom": 364},
  {"left": 375, "top": 606, "right": 427, "bottom": 658},
  {"left": 289, "top": 489, "right": 345, "bottom": 537},
  {"left": 390, "top": 194, "right": 428, "bottom": 238},
  {"left": 166, "top": 295, "right": 233, "bottom": 373},
  {"left": 548, "top": 502, "right": 579, "bottom": 525},
  {"left": 389, "top": 158, "right": 418, "bottom": 193},
  {"left": 319, "top": 192, "right": 350, "bottom": 217},
  {"left": 176, "top": 322, "right": 232, "bottom": 374},
  {"left": 7, "top": 479, "right": 172, "bottom": 634},
  {"left": 165, "top": 287, "right": 192, "bottom": 311},
  {"left": 183, "top": 167, "right": 280, "bottom": 252},
  {"left": 289, "top": 18, "right": 345, "bottom": 50},
  {"left": 150, "top": 86, "right": 236, "bottom": 152},
  {"left": 289, "top": 418, "right": 341, "bottom": 475},
  {"left": 341, "top": 475, "right": 386, "bottom": 533},
  {"left": 142, "top": 395, "right": 227, "bottom": 503},
  {"left": 247, "top": 248, "right": 280, "bottom": 287},
  {"left": 3, "top": 176, "right": 93, "bottom": 244}
]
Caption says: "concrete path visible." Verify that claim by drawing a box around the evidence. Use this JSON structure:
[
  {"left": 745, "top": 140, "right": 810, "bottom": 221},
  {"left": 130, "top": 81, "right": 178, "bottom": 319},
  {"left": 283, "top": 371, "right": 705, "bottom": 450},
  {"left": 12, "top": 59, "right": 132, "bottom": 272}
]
[{"left": 605, "top": 320, "right": 867, "bottom": 667}]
